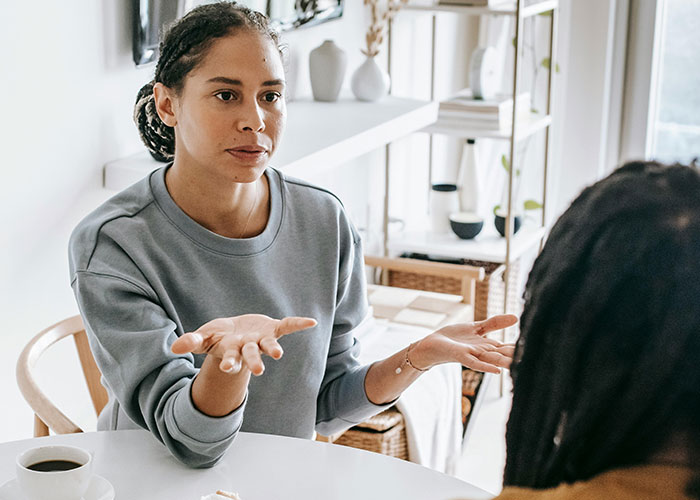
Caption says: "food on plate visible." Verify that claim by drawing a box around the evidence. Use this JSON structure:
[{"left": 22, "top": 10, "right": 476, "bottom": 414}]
[{"left": 200, "top": 490, "right": 242, "bottom": 500}]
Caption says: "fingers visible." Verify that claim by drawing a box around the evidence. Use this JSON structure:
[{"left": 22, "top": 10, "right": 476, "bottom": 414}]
[
  {"left": 219, "top": 348, "right": 242, "bottom": 373},
  {"left": 171, "top": 332, "right": 207, "bottom": 354},
  {"left": 474, "top": 314, "right": 519, "bottom": 336},
  {"left": 477, "top": 350, "right": 512, "bottom": 370},
  {"left": 460, "top": 352, "right": 501, "bottom": 374},
  {"left": 242, "top": 342, "right": 265, "bottom": 376},
  {"left": 259, "top": 337, "right": 284, "bottom": 360},
  {"left": 275, "top": 317, "right": 317, "bottom": 337}
]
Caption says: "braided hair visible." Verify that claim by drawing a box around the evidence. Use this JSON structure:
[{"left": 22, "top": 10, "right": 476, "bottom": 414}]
[
  {"left": 504, "top": 161, "right": 700, "bottom": 497},
  {"left": 134, "top": 2, "right": 284, "bottom": 162}
]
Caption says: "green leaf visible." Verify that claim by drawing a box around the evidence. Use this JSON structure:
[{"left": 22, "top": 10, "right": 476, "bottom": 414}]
[
  {"left": 531, "top": 107, "right": 539, "bottom": 114},
  {"left": 538, "top": 10, "right": 553, "bottom": 17},
  {"left": 555, "top": 62, "right": 561, "bottom": 73},
  {"left": 512, "top": 37, "right": 516, "bottom": 48},
  {"left": 501, "top": 154, "right": 510, "bottom": 172},
  {"left": 541, "top": 57, "right": 551, "bottom": 70},
  {"left": 493, "top": 204, "right": 502, "bottom": 216},
  {"left": 523, "top": 199, "right": 543, "bottom": 210}
]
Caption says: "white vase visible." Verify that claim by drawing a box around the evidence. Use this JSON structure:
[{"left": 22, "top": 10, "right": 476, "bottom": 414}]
[
  {"left": 350, "top": 55, "right": 390, "bottom": 102},
  {"left": 457, "top": 139, "right": 480, "bottom": 214},
  {"left": 309, "top": 40, "right": 347, "bottom": 102}
]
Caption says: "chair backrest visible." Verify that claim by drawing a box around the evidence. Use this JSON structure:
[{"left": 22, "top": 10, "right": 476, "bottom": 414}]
[{"left": 16, "top": 315, "right": 108, "bottom": 437}]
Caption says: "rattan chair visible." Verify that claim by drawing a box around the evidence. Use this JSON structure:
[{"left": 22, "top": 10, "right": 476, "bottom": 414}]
[{"left": 16, "top": 315, "right": 108, "bottom": 437}]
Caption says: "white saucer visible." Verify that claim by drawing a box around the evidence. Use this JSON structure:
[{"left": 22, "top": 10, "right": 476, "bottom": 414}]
[{"left": 0, "top": 474, "right": 114, "bottom": 500}]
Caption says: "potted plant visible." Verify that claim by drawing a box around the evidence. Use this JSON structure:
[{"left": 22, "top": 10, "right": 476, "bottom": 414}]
[{"left": 493, "top": 154, "right": 542, "bottom": 237}]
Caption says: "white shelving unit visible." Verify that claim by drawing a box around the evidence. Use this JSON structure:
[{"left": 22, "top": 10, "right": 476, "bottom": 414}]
[
  {"left": 383, "top": 1, "right": 559, "bottom": 405},
  {"left": 388, "top": 224, "right": 546, "bottom": 264},
  {"left": 423, "top": 113, "right": 552, "bottom": 142},
  {"left": 104, "top": 96, "right": 438, "bottom": 191},
  {"left": 386, "top": 0, "right": 559, "bottom": 275},
  {"left": 404, "top": 0, "right": 558, "bottom": 17}
]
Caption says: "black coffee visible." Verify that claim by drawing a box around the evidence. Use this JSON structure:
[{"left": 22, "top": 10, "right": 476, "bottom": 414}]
[{"left": 26, "top": 460, "right": 82, "bottom": 472}]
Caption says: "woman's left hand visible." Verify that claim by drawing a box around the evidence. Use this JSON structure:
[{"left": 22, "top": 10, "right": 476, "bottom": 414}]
[{"left": 410, "top": 315, "right": 518, "bottom": 374}]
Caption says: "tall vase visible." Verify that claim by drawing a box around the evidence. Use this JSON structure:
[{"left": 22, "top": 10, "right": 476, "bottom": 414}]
[
  {"left": 309, "top": 40, "right": 347, "bottom": 102},
  {"left": 350, "top": 55, "right": 390, "bottom": 102},
  {"left": 457, "top": 139, "right": 480, "bottom": 214}
]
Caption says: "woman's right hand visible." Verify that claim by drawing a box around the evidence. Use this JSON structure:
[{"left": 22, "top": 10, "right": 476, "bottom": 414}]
[{"left": 171, "top": 314, "right": 317, "bottom": 375}]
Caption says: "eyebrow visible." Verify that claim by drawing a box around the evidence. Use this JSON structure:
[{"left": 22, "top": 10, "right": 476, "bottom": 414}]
[{"left": 206, "top": 77, "right": 286, "bottom": 87}]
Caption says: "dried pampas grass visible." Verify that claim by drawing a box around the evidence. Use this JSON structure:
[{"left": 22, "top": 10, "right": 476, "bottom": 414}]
[{"left": 362, "top": 0, "right": 409, "bottom": 57}]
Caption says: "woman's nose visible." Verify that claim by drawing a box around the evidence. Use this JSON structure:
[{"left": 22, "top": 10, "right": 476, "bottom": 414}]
[{"left": 237, "top": 101, "right": 265, "bottom": 133}]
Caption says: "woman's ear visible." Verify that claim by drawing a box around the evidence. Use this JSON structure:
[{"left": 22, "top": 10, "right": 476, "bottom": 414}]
[{"left": 153, "top": 82, "right": 178, "bottom": 127}]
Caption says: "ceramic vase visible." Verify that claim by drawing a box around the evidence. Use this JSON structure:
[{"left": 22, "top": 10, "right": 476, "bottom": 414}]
[
  {"left": 457, "top": 139, "right": 480, "bottom": 213},
  {"left": 309, "top": 40, "right": 347, "bottom": 102},
  {"left": 350, "top": 55, "right": 390, "bottom": 102}
]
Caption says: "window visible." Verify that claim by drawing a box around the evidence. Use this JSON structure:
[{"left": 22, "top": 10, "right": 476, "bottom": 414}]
[{"left": 650, "top": 0, "right": 700, "bottom": 163}]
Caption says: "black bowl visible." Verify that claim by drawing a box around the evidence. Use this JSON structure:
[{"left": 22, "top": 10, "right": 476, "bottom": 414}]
[
  {"left": 449, "top": 212, "right": 484, "bottom": 239},
  {"left": 494, "top": 214, "right": 522, "bottom": 237}
]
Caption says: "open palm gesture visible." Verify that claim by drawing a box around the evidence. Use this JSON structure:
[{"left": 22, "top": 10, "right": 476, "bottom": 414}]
[
  {"left": 413, "top": 315, "right": 518, "bottom": 374},
  {"left": 171, "top": 314, "right": 317, "bottom": 375}
]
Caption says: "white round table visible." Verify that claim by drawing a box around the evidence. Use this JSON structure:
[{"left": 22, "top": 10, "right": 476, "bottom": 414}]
[{"left": 0, "top": 430, "right": 493, "bottom": 500}]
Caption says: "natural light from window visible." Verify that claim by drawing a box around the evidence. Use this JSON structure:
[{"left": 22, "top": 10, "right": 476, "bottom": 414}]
[{"left": 651, "top": 0, "right": 700, "bottom": 164}]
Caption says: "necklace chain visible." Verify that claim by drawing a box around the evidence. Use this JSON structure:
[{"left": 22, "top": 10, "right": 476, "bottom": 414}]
[{"left": 238, "top": 181, "right": 259, "bottom": 238}]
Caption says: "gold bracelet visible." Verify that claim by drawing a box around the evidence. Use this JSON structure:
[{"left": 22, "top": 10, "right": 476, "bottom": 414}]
[{"left": 395, "top": 342, "right": 428, "bottom": 374}]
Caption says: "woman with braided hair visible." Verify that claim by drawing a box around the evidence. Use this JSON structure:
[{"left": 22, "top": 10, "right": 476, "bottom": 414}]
[
  {"left": 493, "top": 161, "right": 700, "bottom": 499},
  {"left": 69, "top": 2, "right": 515, "bottom": 468}
]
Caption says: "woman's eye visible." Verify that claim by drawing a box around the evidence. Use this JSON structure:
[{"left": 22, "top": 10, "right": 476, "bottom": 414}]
[
  {"left": 215, "top": 91, "right": 235, "bottom": 102},
  {"left": 263, "top": 92, "right": 281, "bottom": 103}
]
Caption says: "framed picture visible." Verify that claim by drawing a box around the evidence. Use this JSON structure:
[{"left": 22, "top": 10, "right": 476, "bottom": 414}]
[{"left": 133, "top": 0, "right": 344, "bottom": 66}]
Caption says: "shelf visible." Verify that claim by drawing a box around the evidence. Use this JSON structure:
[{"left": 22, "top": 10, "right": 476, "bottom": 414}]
[
  {"left": 387, "top": 223, "right": 546, "bottom": 263},
  {"left": 421, "top": 113, "right": 551, "bottom": 141},
  {"left": 405, "top": 0, "right": 558, "bottom": 18},
  {"left": 104, "top": 96, "right": 438, "bottom": 191}
]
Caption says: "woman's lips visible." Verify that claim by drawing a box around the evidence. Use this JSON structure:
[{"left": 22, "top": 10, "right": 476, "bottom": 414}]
[{"left": 226, "top": 148, "right": 269, "bottom": 162}]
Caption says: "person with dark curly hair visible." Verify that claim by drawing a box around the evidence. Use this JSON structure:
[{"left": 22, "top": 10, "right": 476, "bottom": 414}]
[
  {"left": 68, "top": 2, "right": 515, "bottom": 468},
  {"left": 493, "top": 161, "right": 700, "bottom": 499}
]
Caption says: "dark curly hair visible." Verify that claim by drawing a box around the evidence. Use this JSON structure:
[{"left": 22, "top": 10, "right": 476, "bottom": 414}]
[
  {"left": 133, "top": 2, "right": 285, "bottom": 162},
  {"left": 503, "top": 161, "right": 700, "bottom": 497}
]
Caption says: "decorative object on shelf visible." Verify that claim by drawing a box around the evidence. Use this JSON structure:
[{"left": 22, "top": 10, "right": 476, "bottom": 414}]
[
  {"left": 351, "top": 0, "right": 408, "bottom": 101},
  {"left": 468, "top": 46, "right": 499, "bottom": 100},
  {"left": 429, "top": 184, "right": 460, "bottom": 234},
  {"left": 449, "top": 212, "right": 484, "bottom": 240},
  {"left": 492, "top": 153, "right": 542, "bottom": 237},
  {"left": 437, "top": 89, "right": 532, "bottom": 131},
  {"left": 351, "top": 56, "right": 391, "bottom": 101},
  {"left": 494, "top": 211, "right": 522, "bottom": 237},
  {"left": 457, "top": 139, "right": 480, "bottom": 213},
  {"left": 309, "top": 40, "right": 347, "bottom": 102}
]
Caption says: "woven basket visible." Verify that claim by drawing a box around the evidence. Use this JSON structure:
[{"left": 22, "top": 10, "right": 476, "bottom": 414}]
[
  {"left": 387, "top": 257, "right": 521, "bottom": 321},
  {"left": 333, "top": 407, "right": 408, "bottom": 460}
]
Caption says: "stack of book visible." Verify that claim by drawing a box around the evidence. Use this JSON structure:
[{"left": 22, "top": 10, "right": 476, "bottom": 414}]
[{"left": 437, "top": 89, "right": 532, "bottom": 132}]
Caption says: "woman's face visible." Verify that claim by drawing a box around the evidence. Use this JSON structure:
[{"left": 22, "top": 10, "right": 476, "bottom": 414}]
[{"left": 167, "top": 30, "right": 286, "bottom": 183}]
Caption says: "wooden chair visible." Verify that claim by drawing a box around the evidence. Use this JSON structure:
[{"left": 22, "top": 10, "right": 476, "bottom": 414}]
[{"left": 16, "top": 315, "right": 108, "bottom": 437}]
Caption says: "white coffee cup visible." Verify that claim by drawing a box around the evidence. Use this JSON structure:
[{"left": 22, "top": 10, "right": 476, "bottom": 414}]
[{"left": 16, "top": 445, "right": 93, "bottom": 500}]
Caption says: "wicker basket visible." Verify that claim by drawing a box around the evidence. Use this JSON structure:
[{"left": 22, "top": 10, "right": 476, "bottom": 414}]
[
  {"left": 333, "top": 407, "right": 409, "bottom": 460},
  {"left": 387, "top": 257, "right": 522, "bottom": 321}
]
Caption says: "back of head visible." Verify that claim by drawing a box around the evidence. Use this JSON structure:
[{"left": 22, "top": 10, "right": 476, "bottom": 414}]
[
  {"left": 133, "top": 2, "right": 283, "bottom": 162},
  {"left": 504, "top": 161, "right": 700, "bottom": 494}
]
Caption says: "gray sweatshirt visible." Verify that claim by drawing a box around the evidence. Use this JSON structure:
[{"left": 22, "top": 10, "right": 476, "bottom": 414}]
[{"left": 68, "top": 166, "right": 389, "bottom": 467}]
